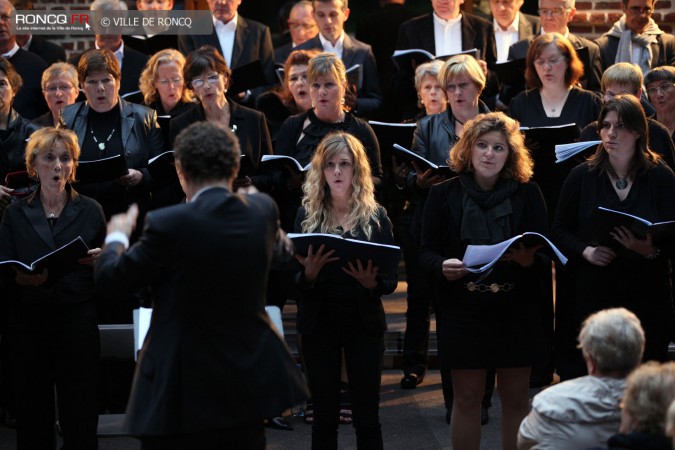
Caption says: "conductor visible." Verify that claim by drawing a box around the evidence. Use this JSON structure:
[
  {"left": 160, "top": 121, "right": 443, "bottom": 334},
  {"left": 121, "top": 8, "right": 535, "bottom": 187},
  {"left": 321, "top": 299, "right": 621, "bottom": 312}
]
[{"left": 94, "top": 121, "right": 308, "bottom": 449}]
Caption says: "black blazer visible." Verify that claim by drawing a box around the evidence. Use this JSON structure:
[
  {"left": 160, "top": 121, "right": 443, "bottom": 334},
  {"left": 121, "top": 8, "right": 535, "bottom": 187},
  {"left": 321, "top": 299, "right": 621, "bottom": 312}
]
[
  {"left": 94, "top": 187, "right": 308, "bottom": 435},
  {"left": 0, "top": 186, "right": 106, "bottom": 303},
  {"left": 0, "top": 109, "right": 39, "bottom": 186},
  {"left": 595, "top": 32, "right": 675, "bottom": 73},
  {"left": 8, "top": 49, "right": 49, "bottom": 120},
  {"left": 26, "top": 35, "right": 66, "bottom": 65},
  {"left": 69, "top": 46, "right": 149, "bottom": 97},
  {"left": 177, "top": 16, "right": 277, "bottom": 88},
  {"left": 168, "top": 100, "right": 272, "bottom": 189},
  {"left": 295, "top": 34, "right": 384, "bottom": 118}
]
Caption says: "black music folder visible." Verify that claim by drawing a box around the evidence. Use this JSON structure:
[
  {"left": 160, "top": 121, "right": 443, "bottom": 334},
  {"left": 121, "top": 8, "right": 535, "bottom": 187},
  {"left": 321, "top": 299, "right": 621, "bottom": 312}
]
[
  {"left": 76, "top": 154, "right": 129, "bottom": 184},
  {"left": 0, "top": 236, "right": 90, "bottom": 280},
  {"left": 288, "top": 233, "right": 401, "bottom": 278},
  {"left": 392, "top": 48, "right": 479, "bottom": 72},
  {"left": 392, "top": 144, "right": 452, "bottom": 177},
  {"left": 491, "top": 58, "right": 526, "bottom": 85},
  {"left": 229, "top": 60, "right": 268, "bottom": 95},
  {"left": 368, "top": 121, "right": 416, "bottom": 162},
  {"left": 584, "top": 207, "right": 675, "bottom": 246},
  {"left": 260, "top": 155, "right": 312, "bottom": 174},
  {"left": 147, "top": 150, "right": 177, "bottom": 188}
]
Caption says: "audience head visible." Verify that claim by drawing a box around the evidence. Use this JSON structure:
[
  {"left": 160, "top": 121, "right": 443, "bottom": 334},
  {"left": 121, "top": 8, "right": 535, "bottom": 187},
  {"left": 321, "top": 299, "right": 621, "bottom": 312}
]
[
  {"left": 644, "top": 66, "right": 675, "bottom": 119},
  {"left": 538, "top": 0, "right": 576, "bottom": 34},
  {"left": 136, "top": 0, "right": 174, "bottom": 10},
  {"left": 78, "top": 49, "right": 121, "bottom": 113},
  {"left": 288, "top": 1, "right": 318, "bottom": 46},
  {"left": 41, "top": 63, "right": 80, "bottom": 120},
  {"left": 577, "top": 308, "right": 645, "bottom": 378},
  {"left": 0, "top": 57, "right": 22, "bottom": 116},
  {"left": 174, "top": 121, "right": 240, "bottom": 187},
  {"left": 91, "top": 0, "right": 126, "bottom": 52},
  {"left": 207, "top": 0, "right": 240, "bottom": 23},
  {"left": 620, "top": 361, "right": 675, "bottom": 435},
  {"left": 140, "top": 49, "right": 193, "bottom": 109},
  {"left": 313, "top": 0, "right": 349, "bottom": 44},
  {"left": 431, "top": 0, "right": 463, "bottom": 20},
  {"left": 25, "top": 127, "right": 80, "bottom": 184},
  {"left": 525, "top": 33, "right": 583, "bottom": 89},
  {"left": 183, "top": 46, "right": 231, "bottom": 105},
  {"left": 414, "top": 60, "right": 447, "bottom": 115},
  {"left": 0, "top": 0, "right": 16, "bottom": 54},
  {"left": 282, "top": 49, "right": 320, "bottom": 112},
  {"left": 490, "top": 0, "right": 525, "bottom": 30},
  {"left": 450, "top": 112, "right": 534, "bottom": 184},
  {"left": 601, "top": 62, "right": 643, "bottom": 102},
  {"left": 302, "top": 131, "right": 378, "bottom": 238},
  {"left": 621, "top": 0, "right": 655, "bottom": 34}
]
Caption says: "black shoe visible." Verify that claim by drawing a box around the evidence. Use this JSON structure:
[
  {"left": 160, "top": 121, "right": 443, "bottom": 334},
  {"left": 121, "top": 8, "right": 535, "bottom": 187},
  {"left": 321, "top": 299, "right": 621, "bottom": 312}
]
[
  {"left": 265, "top": 417, "right": 294, "bottom": 431},
  {"left": 480, "top": 406, "right": 489, "bottom": 426},
  {"left": 400, "top": 373, "right": 424, "bottom": 389}
]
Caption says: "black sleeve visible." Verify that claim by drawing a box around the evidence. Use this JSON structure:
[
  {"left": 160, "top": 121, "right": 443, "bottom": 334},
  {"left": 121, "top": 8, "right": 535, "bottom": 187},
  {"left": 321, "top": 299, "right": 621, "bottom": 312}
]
[
  {"left": 551, "top": 167, "right": 589, "bottom": 260},
  {"left": 419, "top": 183, "right": 452, "bottom": 283}
]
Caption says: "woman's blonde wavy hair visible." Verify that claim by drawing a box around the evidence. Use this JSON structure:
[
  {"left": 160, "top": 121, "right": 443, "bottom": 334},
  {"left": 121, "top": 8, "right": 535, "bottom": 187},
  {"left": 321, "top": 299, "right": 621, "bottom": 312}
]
[
  {"left": 301, "top": 132, "right": 380, "bottom": 239},
  {"left": 139, "top": 48, "right": 194, "bottom": 105}
]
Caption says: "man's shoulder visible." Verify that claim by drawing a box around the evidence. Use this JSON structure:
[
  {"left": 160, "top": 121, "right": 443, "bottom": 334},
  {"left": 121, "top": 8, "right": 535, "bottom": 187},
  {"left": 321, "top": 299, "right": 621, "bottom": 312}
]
[
  {"left": 400, "top": 13, "right": 432, "bottom": 31},
  {"left": 239, "top": 15, "right": 271, "bottom": 34},
  {"left": 569, "top": 33, "right": 600, "bottom": 50},
  {"left": 462, "top": 12, "right": 493, "bottom": 29}
]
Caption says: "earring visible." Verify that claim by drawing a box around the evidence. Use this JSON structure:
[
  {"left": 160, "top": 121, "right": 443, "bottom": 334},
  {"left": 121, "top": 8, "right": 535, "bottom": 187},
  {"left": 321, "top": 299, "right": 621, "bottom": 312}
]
[{"left": 341, "top": 97, "right": 345, "bottom": 105}]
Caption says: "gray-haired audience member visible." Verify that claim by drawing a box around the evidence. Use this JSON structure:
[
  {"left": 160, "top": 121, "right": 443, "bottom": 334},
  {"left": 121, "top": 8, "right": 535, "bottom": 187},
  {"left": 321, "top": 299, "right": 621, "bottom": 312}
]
[{"left": 518, "top": 308, "right": 645, "bottom": 450}]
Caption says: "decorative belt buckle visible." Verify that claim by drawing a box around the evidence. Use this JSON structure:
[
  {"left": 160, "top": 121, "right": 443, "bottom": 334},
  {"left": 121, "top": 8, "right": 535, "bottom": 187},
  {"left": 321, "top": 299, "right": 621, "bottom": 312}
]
[
  {"left": 467, "top": 282, "right": 476, "bottom": 292},
  {"left": 489, "top": 283, "right": 500, "bottom": 293}
]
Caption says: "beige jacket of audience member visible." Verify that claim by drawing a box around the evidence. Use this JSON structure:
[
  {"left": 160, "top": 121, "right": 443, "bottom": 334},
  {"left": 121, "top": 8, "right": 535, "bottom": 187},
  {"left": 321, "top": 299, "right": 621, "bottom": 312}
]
[{"left": 518, "top": 376, "right": 626, "bottom": 450}]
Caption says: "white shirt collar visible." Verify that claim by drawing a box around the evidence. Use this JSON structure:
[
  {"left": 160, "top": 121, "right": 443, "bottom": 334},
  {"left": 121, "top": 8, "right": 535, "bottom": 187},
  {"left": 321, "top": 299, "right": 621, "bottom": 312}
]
[
  {"left": 1, "top": 42, "right": 20, "bottom": 59},
  {"left": 433, "top": 12, "right": 462, "bottom": 27},
  {"left": 20, "top": 35, "right": 33, "bottom": 51},
  {"left": 213, "top": 12, "right": 238, "bottom": 30},
  {"left": 541, "top": 27, "right": 570, "bottom": 39},
  {"left": 319, "top": 30, "right": 345, "bottom": 58}
]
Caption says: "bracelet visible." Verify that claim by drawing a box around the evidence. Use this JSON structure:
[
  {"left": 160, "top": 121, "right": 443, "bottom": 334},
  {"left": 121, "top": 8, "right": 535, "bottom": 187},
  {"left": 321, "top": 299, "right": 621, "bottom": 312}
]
[{"left": 645, "top": 248, "right": 661, "bottom": 260}]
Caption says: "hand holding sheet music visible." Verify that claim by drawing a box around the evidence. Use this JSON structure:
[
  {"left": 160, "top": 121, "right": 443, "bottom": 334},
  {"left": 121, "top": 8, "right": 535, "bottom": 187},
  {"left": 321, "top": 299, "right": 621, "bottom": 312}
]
[{"left": 462, "top": 232, "right": 568, "bottom": 273}]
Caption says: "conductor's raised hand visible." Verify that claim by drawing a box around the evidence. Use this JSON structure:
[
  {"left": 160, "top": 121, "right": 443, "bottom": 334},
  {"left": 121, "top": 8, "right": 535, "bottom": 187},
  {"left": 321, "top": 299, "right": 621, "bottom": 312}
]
[
  {"left": 343, "top": 259, "right": 378, "bottom": 289},
  {"left": 501, "top": 242, "right": 543, "bottom": 267},
  {"left": 411, "top": 161, "right": 446, "bottom": 189},
  {"left": 295, "top": 244, "right": 339, "bottom": 282},
  {"left": 107, "top": 204, "right": 139, "bottom": 238},
  {"left": 582, "top": 245, "right": 617, "bottom": 266},
  {"left": 442, "top": 258, "right": 468, "bottom": 281}
]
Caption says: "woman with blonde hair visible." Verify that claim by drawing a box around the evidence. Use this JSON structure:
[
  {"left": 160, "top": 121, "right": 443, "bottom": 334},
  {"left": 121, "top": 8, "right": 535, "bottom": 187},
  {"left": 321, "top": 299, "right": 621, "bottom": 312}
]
[
  {"left": 139, "top": 48, "right": 195, "bottom": 119},
  {"left": 34, "top": 62, "right": 80, "bottom": 128},
  {"left": 294, "top": 131, "right": 397, "bottom": 450},
  {"left": 420, "top": 112, "right": 549, "bottom": 450}
]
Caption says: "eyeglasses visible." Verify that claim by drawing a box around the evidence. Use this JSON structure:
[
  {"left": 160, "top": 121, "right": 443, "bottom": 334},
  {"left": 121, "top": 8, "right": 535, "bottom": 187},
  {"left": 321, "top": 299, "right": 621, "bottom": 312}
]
[
  {"left": 626, "top": 6, "right": 653, "bottom": 15},
  {"left": 534, "top": 56, "right": 566, "bottom": 68},
  {"left": 44, "top": 84, "right": 76, "bottom": 93},
  {"left": 538, "top": 7, "right": 567, "bottom": 17},
  {"left": 446, "top": 82, "right": 472, "bottom": 92},
  {"left": 646, "top": 82, "right": 675, "bottom": 97},
  {"left": 191, "top": 74, "right": 221, "bottom": 88},
  {"left": 288, "top": 21, "right": 317, "bottom": 31},
  {"left": 157, "top": 77, "right": 183, "bottom": 87}
]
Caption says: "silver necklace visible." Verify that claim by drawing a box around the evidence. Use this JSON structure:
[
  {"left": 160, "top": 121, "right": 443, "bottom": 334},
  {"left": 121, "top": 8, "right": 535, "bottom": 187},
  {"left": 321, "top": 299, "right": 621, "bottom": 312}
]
[
  {"left": 91, "top": 125, "right": 116, "bottom": 151},
  {"left": 616, "top": 178, "right": 628, "bottom": 190}
]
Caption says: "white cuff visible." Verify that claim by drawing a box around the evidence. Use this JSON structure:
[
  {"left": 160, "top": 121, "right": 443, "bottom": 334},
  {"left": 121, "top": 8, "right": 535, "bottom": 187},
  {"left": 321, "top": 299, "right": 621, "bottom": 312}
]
[{"left": 105, "top": 231, "right": 130, "bottom": 249}]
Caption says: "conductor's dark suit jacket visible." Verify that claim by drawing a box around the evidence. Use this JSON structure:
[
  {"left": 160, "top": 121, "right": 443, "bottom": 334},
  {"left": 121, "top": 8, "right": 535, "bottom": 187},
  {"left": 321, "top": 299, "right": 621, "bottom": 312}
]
[
  {"left": 294, "top": 34, "right": 384, "bottom": 118},
  {"left": 94, "top": 187, "right": 308, "bottom": 435}
]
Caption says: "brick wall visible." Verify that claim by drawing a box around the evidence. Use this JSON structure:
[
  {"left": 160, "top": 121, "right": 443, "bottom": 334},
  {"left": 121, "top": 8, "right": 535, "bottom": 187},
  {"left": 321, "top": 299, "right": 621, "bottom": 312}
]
[{"left": 30, "top": 0, "right": 675, "bottom": 57}]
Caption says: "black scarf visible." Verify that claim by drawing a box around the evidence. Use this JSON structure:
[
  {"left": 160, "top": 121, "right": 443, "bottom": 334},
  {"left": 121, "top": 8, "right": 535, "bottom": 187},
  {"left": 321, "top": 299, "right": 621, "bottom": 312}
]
[{"left": 459, "top": 172, "right": 518, "bottom": 244}]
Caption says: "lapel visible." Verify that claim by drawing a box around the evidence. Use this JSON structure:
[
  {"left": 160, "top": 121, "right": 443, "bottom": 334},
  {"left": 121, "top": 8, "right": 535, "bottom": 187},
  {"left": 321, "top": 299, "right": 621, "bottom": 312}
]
[
  {"left": 461, "top": 15, "right": 476, "bottom": 52},
  {"left": 228, "top": 102, "right": 255, "bottom": 166},
  {"left": 420, "top": 15, "right": 436, "bottom": 54},
  {"left": 518, "top": 14, "right": 536, "bottom": 40},
  {"left": 21, "top": 187, "right": 82, "bottom": 250},
  {"left": 119, "top": 99, "right": 136, "bottom": 150},
  {"left": 71, "top": 102, "right": 89, "bottom": 145},
  {"left": 50, "top": 189, "right": 83, "bottom": 239},
  {"left": 650, "top": 41, "right": 660, "bottom": 67},
  {"left": 341, "top": 34, "right": 356, "bottom": 68},
  {"left": 203, "top": 30, "right": 224, "bottom": 56},
  {"left": 440, "top": 110, "right": 454, "bottom": 137},
  {"left": 231, "top": 17, "right": 249, "bottom": 67}
]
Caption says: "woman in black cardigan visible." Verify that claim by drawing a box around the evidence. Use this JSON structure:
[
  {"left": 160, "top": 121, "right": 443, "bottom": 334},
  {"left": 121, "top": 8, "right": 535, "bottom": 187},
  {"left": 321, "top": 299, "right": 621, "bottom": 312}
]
[{"left": 419, "top": 112, "right": 549, "bottom": 450}]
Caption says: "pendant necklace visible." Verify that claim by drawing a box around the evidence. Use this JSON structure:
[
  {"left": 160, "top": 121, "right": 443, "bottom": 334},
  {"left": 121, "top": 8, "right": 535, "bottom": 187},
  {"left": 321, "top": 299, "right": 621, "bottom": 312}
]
[
  {"left": 616, "top": 177, "right": 628, "bottom": 190},
  {"left": 91, "top": 125, "right": 116, "bottom": 151}
]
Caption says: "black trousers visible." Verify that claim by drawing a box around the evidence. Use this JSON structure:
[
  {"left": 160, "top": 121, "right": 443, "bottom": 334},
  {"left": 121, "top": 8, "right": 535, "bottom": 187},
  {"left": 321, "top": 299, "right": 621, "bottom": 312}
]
[
  {"left": 9, "top": 300, "right": 99, "bottom": 450},
  {"left": 302, "top": 324, "right": 384, "bottom": 450},
  {"left": 140, "top": 422, "right": 266, "bottom": 450}
]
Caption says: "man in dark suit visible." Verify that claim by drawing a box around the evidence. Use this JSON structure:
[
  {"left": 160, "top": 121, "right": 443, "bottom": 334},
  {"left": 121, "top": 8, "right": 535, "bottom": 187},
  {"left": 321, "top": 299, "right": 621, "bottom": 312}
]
[
  {"left": 10, "top": 0, "right": 66, "bottom": 65},
  {"left": 506, "top": 0, "right": 602, "bottom": 94},
  {"left": 273, "top": 0, "right": 318, "bottom": 65},
  {"left": 68, "top": 0, "right": 149, "bottom": 99},
  {"left": 122, "top": 0, "right": 178, "bottom": 56},
  {"left": 595, "top": 0, "right": 675, "bottom": 74},
  {"left": 394, "top": 0, "right": 498, "bottom": 119},
  {"left": 94, "top": 121, "right": 308, "bottom": 450},
  {"left": 295, "top": 0, "right": 383, "bottom": 118},
  {"left": 0, "top": 0, "right": 48, "bottom": 120},
  {"left": 177, "top": 0, "right": 277, "bottom": 103}
]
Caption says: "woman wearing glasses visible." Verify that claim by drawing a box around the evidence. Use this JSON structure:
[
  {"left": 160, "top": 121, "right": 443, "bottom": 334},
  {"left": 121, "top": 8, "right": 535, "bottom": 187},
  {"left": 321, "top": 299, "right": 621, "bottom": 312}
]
[
  {"left": 645, "top": 66, "right": 675, "bottom": 141},
  {"left": 170, "top": 46, "right": 272, "bottom": 191},
  {"left": 34, "top": 63, "right": 80, "bottom": 128}
]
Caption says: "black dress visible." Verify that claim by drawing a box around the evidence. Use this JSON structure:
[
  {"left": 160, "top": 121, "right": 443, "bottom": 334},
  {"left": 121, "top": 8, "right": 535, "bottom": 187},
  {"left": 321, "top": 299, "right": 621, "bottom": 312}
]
[
  {"left": 552, "top": 162, "right": 675, "bottom": 362},
  {"left": 419, "top": 176, "right": 550, "bottom": 368}
]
